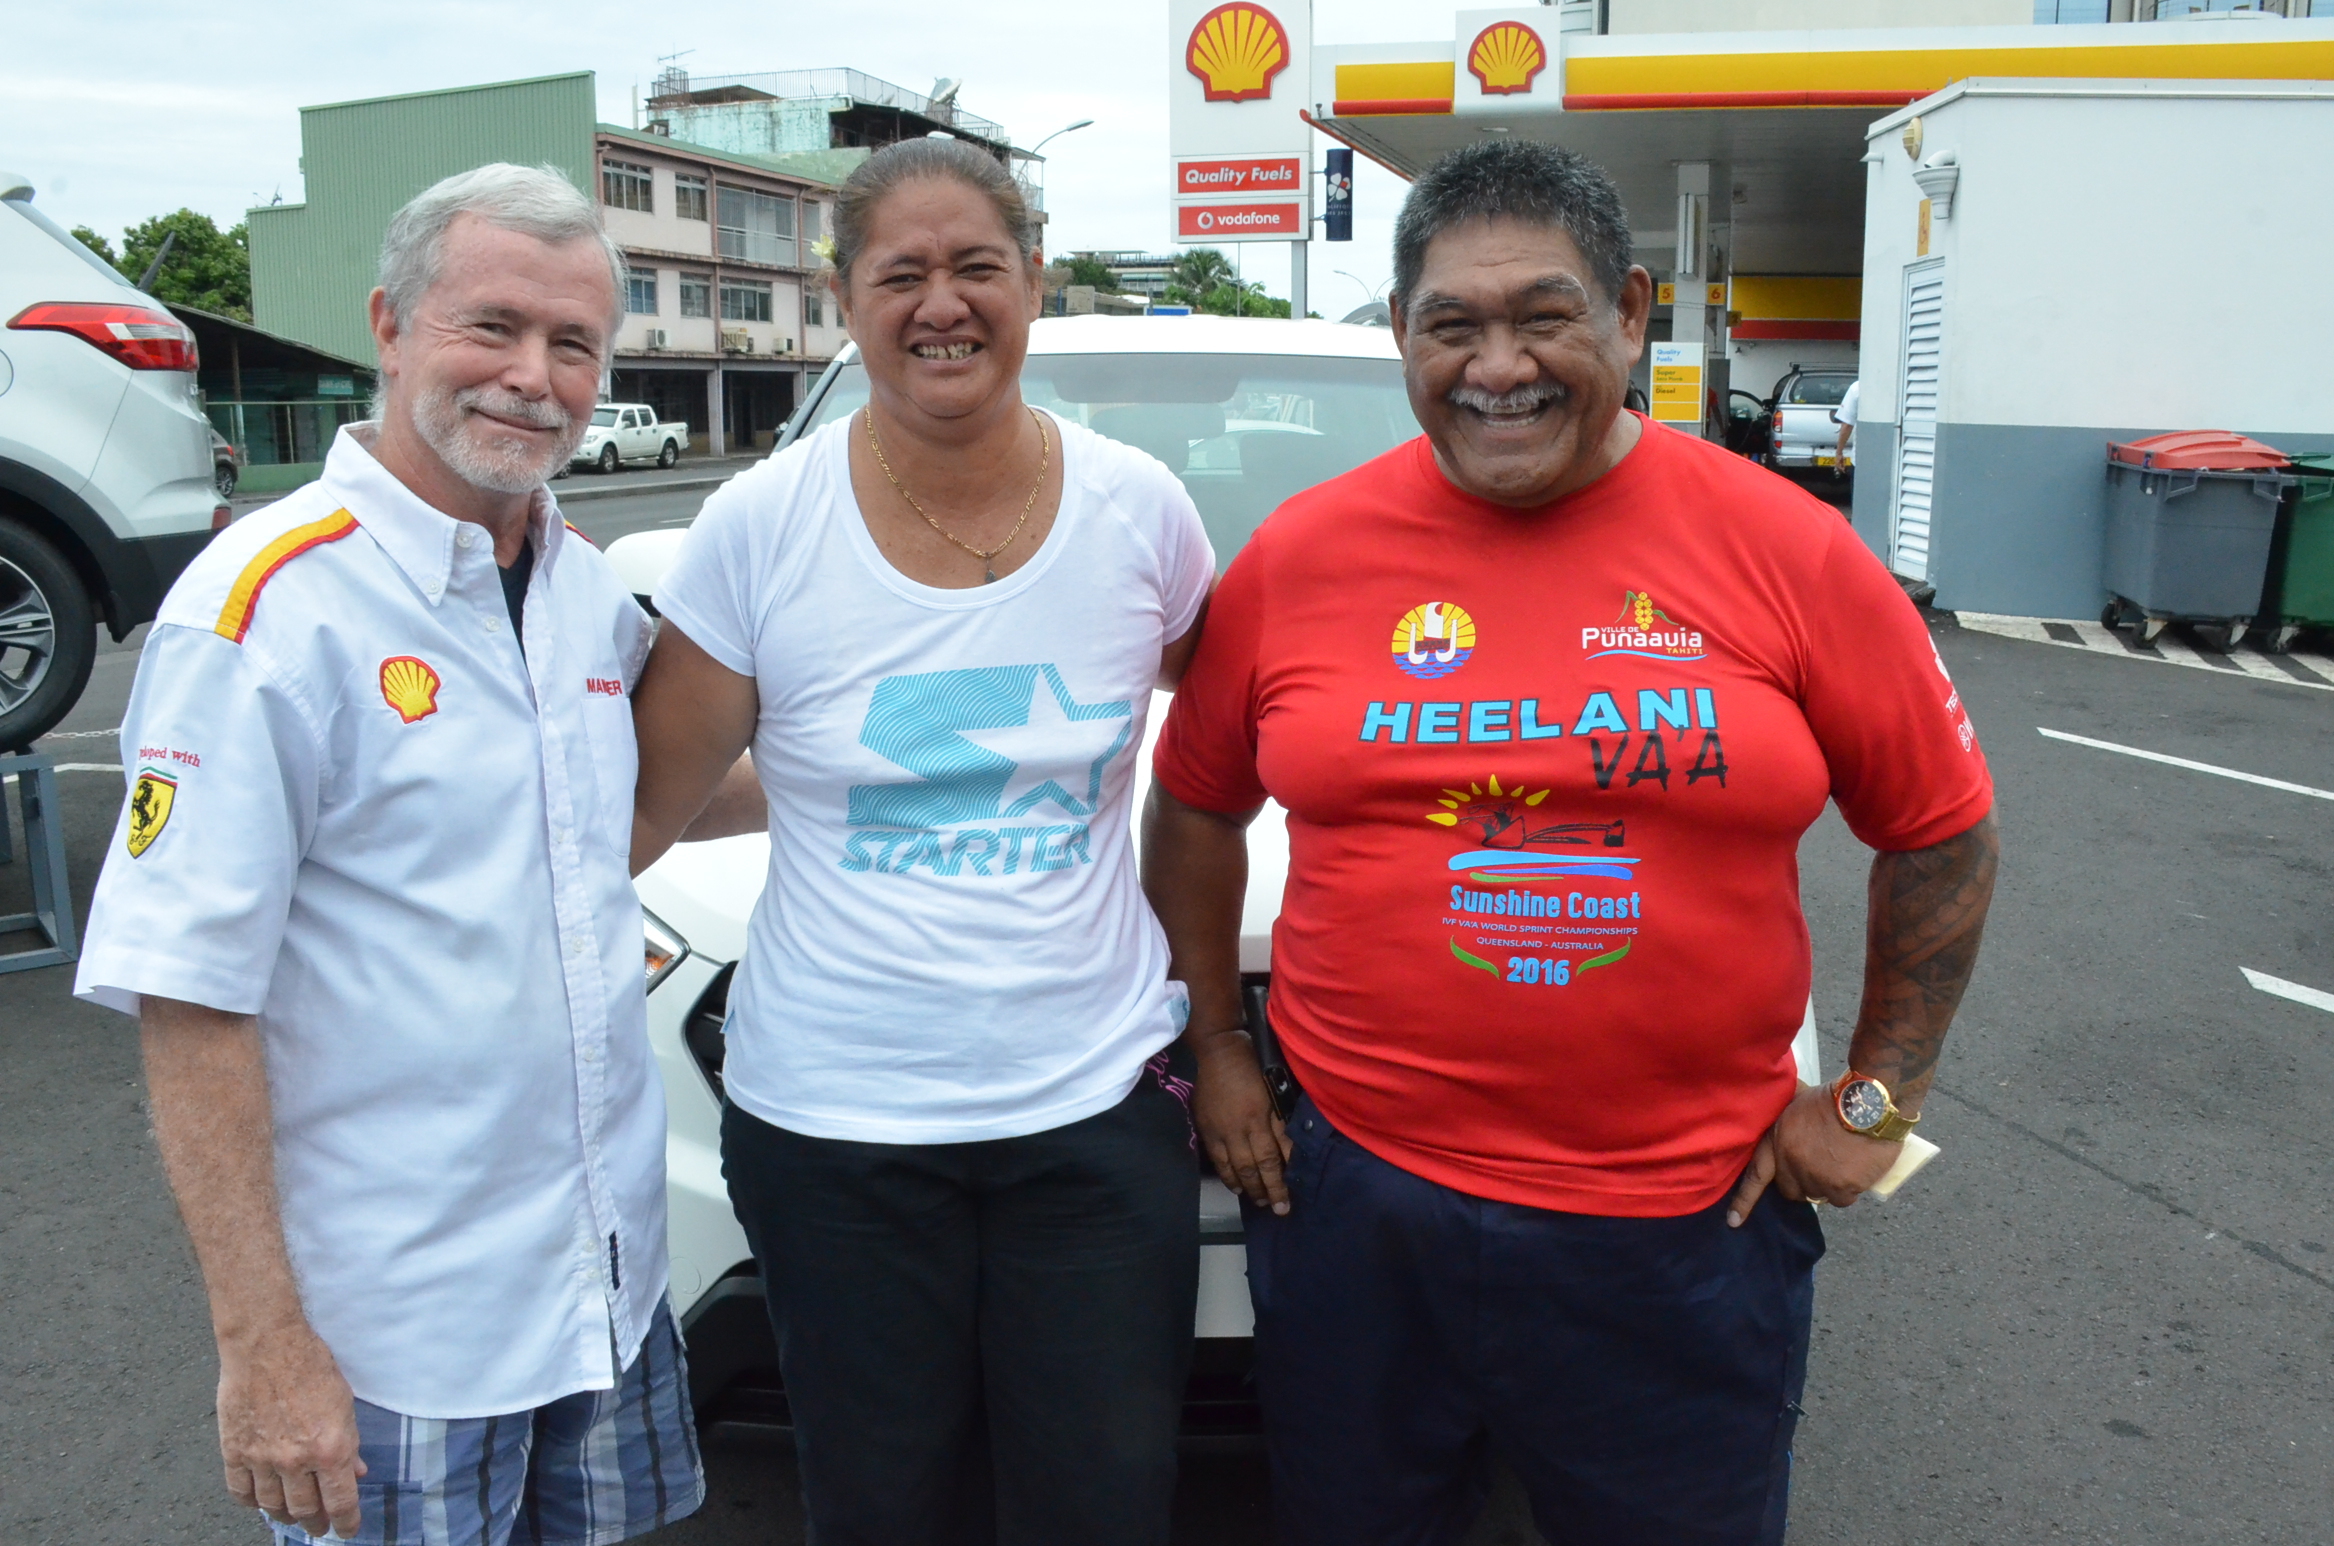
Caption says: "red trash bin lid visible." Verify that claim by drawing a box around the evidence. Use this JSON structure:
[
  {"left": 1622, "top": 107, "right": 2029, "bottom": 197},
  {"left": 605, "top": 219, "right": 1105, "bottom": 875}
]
[{"left": 2108, "top": 431, "right": 2289, "bottom": 471}]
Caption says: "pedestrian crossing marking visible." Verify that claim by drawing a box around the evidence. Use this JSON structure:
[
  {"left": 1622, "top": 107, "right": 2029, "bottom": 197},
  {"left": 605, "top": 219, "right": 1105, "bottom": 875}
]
[{"left": 1957, "top": 613, "right": 2334, "bottom": 692}]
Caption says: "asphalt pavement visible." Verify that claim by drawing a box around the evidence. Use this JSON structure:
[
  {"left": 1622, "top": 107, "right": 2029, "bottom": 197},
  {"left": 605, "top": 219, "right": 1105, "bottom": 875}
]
[{"left": 4, "top": 489, "right": 2330, "bottom": 1543}]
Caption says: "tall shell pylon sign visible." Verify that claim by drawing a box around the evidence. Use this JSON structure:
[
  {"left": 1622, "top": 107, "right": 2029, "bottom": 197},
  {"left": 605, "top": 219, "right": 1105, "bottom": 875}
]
[
  {"left": 1468, "top": 20, "right": 1548, "bottom": 96},
  {"left": 1187, "top": 2, "right": 1292, "bottom": 103}
]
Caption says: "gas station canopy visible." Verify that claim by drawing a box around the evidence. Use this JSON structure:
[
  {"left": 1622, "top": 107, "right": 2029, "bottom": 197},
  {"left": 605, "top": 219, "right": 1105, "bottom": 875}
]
[{"left": 1305, "top": 11, "right": 2334, "bottom": 275}]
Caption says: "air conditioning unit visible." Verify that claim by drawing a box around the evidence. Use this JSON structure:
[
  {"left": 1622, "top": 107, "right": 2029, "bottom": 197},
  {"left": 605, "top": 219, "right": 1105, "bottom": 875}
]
[
  {"left": 720, "top": 329, "right": 752, "bottom": 353},
  {"left": 644, "top": 328, "right": 668, "bottom": 349},
  {"left": 778, "top": 337, "right": 794, "bottom": 354}
]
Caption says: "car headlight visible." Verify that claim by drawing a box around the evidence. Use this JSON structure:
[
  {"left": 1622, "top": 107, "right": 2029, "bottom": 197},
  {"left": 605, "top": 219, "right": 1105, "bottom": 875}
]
[{"left": 643, "top": 908, "right": 690, "bottom": 991}]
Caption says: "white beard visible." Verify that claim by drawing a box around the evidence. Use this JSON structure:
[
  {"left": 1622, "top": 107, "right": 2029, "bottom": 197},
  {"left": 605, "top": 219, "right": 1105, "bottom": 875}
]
[{"left": 411, "top": 383, "right": 582, "bottom": 494}]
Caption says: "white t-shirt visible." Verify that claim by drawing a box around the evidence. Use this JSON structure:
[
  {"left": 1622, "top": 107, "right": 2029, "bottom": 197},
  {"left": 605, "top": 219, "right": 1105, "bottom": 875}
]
[
  {"left": 654, "top": 411, "right": 1214, "bottom": 1143},
  {"left": 1833, "top": 379, "right": 1862, "bottom": 455}
]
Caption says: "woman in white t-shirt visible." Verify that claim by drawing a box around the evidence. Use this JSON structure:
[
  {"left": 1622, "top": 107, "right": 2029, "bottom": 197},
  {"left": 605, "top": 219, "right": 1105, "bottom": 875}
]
[{"left": 630, "top": 138, "right": 1214, "bottom": 1545}]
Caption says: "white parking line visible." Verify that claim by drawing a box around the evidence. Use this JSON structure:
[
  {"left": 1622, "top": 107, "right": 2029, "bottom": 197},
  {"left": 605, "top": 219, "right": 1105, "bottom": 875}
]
[
  {"left": 48, "top": 763, "right": 123, "bottom": 774},
  {"left": 2036, "top": 727, "right": 2334, "bottom": 801},
  {"left": 2243, "top": 968, "right": 2334, "bottom": 1015}
]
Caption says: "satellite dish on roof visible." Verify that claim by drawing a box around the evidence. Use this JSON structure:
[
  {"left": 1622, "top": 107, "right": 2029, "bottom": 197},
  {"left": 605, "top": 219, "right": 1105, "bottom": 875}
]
[{"left": 929, "top": 78, "right": 961, "bottom": 109}]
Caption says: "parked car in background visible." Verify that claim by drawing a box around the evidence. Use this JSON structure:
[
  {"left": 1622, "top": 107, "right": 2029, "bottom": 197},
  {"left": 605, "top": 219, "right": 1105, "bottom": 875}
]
[
  {"left": 209, "top": 427, "right": 243, "bottom": 500},
  {"left": 572, "top": 402, "right": 687, "bottom": 474},
  {"left": 602, "top": 316, "right": 1827, "bottom": 1428},
  {"left": 0, "top": 172, "right": 222, "bottom": 750},
  {"left": 1722, "top": 388, "right": 1770, "bottom": 462},
  {"left": 1764, "top": 365, "right": 1860, "bottom": 480}
]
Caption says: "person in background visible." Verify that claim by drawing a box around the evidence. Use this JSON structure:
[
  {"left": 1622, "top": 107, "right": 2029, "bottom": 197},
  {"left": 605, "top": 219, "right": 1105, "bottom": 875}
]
[
  {"left": 73, "top": 164, "right": 700, "bottom": 1546},
  {"left": 1834, "top": 375, "right": 1862, "bottom": 477},
  {"left": 1145, "top": 140, "right": 1997, "bottom": 1546},
  {"left": 627, "top": 137, "right": 1216, "bottom": 1546}
]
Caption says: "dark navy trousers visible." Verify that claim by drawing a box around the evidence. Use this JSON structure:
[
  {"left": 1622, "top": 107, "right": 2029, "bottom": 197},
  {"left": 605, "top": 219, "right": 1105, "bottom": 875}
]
[{"left": 1246, "top": 1098, "right": 1822, "bottom": 1546}]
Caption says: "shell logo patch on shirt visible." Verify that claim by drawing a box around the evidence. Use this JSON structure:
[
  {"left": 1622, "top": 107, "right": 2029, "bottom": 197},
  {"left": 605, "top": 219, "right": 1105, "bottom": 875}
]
[
  {"left": 379, "top": 655, "right": 443, "bottom": 723},
  {"left": 1391, "top": 602, "right": 1475, "bottom": 680},
  {"left": 1581, "top": 590, "right": 1708, "bottom": 662},
  {"left": 126, "top": 768, "right": 177, "bottom": 857}
]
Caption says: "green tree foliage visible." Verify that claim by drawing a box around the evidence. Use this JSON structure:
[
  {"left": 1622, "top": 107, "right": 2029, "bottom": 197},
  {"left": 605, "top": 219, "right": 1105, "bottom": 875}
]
[
  {"left": 1200, "top": 282, "right": 1289, "bottom": 318},
  {"left": 1170, "top": 248, "right": 1234, "bottom": 296},
  {"left": 1061, "top": 253, "right": 1121, "bottom": 292},
  {"left": 75, "top": 210, "right": 252, "bottom": 321},
  {"left": 1157, "top": 248, "right": 1290, "bottom": 317}
]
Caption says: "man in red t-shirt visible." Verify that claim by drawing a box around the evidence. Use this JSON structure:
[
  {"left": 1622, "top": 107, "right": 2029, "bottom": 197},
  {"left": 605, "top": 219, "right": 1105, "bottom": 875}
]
[{"left": 1146, "top": 142, "right": 1998, "bottom": 1546}]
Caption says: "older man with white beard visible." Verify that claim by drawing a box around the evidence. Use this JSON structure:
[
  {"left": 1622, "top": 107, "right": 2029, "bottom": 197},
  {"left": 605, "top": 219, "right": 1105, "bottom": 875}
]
[{"left": 75, "top": 164, "right": 703, "bottom": 1546}]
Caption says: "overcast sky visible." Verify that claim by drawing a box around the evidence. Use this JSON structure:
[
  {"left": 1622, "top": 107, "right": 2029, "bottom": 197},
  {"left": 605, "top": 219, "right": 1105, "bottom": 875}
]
[{"left": 4, "top": 0, "right": 1462, "bottom": 319}]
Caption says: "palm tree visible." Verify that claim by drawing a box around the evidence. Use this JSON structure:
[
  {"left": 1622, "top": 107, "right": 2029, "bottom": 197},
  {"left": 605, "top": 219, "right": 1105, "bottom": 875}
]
[{"left": 1170, "top": 248, "right": 1235, "bottom": 296}]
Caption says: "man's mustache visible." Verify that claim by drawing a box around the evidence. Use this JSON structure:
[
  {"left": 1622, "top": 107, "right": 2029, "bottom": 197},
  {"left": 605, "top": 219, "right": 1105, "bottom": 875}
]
[
  {"left": 457, "top": 386, "right": 571, "bottom": 432},
  {"left": 1447, "top": 382, "right": 1566, "bottom": 415}
]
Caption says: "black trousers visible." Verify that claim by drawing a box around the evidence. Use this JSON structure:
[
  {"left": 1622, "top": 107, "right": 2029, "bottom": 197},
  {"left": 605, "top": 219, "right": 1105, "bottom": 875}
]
[
  {"left": 720, "top": 1072, "right": 1198, "bottom": 1546},
  {"left": 1248, "top": 1097, "right": 1823, "bottom": 1546}
]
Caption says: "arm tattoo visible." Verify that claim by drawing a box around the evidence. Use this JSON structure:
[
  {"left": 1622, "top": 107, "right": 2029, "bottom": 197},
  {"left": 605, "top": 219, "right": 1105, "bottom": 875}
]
[{"left": 1848, "top": 809, "right": 1999, "bottom": 1109}]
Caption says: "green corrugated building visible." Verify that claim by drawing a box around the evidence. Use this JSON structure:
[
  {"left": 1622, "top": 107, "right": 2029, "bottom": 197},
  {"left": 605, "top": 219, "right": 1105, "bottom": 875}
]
[{"left": 250, "top": 74, "right": 599, "bottom": 369}]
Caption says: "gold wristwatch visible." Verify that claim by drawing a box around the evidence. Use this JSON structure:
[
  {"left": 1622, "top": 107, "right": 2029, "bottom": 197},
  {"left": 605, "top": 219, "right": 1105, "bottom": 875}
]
[{"left": 1831, "top": 1070, "right": 1920, "bottom": 1143}]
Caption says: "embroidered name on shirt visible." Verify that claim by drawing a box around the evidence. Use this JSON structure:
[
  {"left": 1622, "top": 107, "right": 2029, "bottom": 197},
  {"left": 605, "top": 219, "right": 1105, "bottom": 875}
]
[{"left": 585, "top": 677, "right": 625, "bottom": 697}]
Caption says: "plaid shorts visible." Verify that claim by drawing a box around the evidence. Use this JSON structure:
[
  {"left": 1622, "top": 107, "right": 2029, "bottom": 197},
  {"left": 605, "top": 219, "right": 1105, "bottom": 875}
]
[{"left": 270, "top": 1299, "right": 703, "bottom": 1546}]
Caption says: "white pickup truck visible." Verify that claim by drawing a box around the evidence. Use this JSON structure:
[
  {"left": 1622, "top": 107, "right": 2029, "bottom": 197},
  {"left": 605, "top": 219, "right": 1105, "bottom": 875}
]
[{"left": 571, "top": 402, "right": 688, "bottom": 474}]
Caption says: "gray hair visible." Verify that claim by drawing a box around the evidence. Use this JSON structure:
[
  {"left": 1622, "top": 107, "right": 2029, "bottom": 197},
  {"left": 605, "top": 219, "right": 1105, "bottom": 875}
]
[
  {"left": 832, "top": 138, "right": 1039, "bottom": 289},
  {"left": 378, "top": 162, "right": 627, "bottom": 341},
  {"left": 1392, "top": 141, "right": 1633, "bottom": 311}
]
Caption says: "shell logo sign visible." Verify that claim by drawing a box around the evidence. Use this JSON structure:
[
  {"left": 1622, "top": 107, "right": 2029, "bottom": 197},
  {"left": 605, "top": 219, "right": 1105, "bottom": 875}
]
[
  {"left": 1468, "top": 21, "right": 1548, "bottom": 96},
  {"left": 1186, "top": 2, "right": 1292, "bottom": 103}
]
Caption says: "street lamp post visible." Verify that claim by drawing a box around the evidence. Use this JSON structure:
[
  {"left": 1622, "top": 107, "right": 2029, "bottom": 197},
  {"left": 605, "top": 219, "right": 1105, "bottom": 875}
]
[{"left": 1028, "top": 119, "right": 1095, "bottom": 156}]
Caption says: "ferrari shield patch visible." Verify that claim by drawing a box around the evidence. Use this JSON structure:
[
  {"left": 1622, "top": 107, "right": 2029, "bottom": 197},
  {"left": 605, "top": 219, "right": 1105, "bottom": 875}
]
[{"left": 126, "top": 768, "right": 177, "bottom": 857}]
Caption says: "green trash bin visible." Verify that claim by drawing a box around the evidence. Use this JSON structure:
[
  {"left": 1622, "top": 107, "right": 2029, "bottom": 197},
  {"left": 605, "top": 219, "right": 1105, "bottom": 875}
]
[{"left": 2259, "top": 454, "right": 2334, "bottom": 651}]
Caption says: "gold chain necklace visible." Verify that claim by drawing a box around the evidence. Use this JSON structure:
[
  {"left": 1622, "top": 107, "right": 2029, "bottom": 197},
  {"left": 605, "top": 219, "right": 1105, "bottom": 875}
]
[{"left": 865, "top": 406, "right": 1051, "bottom": 584}]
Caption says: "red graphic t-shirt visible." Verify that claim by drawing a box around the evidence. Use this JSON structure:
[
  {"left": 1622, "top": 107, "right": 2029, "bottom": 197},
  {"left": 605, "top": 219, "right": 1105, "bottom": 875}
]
[{"left": 1154, "top": 419, "right": 1993, "bottom": 1217}]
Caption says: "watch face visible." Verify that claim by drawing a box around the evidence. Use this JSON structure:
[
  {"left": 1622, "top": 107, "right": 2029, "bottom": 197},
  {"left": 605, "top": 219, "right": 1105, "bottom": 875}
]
[{"left": 1839, "top": 1078, "right": 1891, "bottom": 1131}]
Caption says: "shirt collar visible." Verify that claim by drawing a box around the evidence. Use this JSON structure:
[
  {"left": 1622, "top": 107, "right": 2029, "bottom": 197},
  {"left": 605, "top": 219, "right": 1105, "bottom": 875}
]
[{"left": 323, "top": 423, "right": 569, "bottom": 605}]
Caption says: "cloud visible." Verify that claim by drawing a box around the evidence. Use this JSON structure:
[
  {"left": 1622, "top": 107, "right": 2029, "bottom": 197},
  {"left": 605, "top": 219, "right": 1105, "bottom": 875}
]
[{"left": 10, "top": 0, "right": 1432, "bottom": 302}]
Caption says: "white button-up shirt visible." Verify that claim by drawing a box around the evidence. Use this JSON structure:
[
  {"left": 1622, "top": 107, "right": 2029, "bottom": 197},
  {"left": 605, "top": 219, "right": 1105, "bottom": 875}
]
[{"left": 76, "top": 425, "right": 666, "bottom": 1419}]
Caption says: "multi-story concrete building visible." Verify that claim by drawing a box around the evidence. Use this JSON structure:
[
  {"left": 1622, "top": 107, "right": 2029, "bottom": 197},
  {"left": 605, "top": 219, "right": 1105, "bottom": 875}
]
[
  {"left": 248, "top": 73, "right": 850, "bottom": 459},
  {"left": 1068, "top": 252, "right": 1185, "bottom": 302},
  {"left": 592, "top": 125, "right": 851, "bottom": 454}
]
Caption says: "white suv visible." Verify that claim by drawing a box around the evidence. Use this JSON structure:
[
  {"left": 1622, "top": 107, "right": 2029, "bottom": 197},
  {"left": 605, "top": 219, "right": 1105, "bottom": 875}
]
[
  {"left": 606, "top": 317, "right": 1823, "bottom": 1428},
  {"left": 0, "top": 173, "right": 222, "bottom": 749}
]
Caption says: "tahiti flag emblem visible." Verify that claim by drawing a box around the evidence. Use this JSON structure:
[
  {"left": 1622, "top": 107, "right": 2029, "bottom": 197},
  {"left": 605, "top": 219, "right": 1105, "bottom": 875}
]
[{"left": 126, "top": 768, "right": 177, "bottom": 857}]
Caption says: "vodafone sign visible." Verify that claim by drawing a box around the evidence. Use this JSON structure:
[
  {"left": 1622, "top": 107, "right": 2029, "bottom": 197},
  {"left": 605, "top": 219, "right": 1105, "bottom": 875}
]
[
  {"left": 1177, "top": 201, "right": 1304, "bottom": 240},
  {"left": 1177, "top": 155, "right": 1303, "bottom": 196}
]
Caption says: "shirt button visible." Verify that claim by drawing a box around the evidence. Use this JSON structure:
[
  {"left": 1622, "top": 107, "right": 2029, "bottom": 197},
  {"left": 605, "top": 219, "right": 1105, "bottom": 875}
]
[
  {"left": 456, "top": 528, "right": 478, "bottom": 549},
  {"left": 482, "top": 614, "right": 503, "bottom": 633}
]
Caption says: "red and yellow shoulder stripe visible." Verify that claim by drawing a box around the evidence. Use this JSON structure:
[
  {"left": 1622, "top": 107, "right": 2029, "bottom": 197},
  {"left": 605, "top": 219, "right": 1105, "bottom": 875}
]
[
  {"left": 564, "top": 520, "right": 596, "bottom": 548},
  {"left": 213, "top": 508, "right": 361, "bottom": 643}
]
